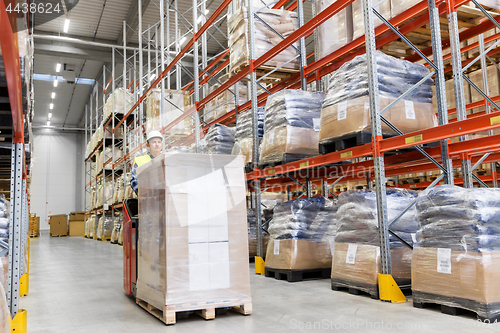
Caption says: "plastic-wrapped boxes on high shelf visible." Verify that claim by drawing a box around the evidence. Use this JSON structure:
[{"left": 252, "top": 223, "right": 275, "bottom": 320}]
[
  {"left": 0, "top": 196, "right": 8, "bottom": 242},
  {"left": 136, "top": 153, "right": 251, "bottom": 320},
  {"left": 352, "top": 0, "right": 391, "bottom": 40},
  {"left": 264, "top": 197, "right": 337, "bottom": 282},
  {"left": 103, "top": 87, "right": 134, "bottom": 121},
  {"left": 331, "top": 189, "right": 417, "bottom": 298},
  {"left": 469, "top": 65, "right": 500, "bottom": 113},
  {"left": 228, "top": 6, "right": 299, "bottom": 74},
  {"left": 319, "top": 51, "right": 437, "bottom": 151},
  {"left": 390, "top": 0, "right": 421, "bottom": 18},
  {"left": 260, "top": 89, "right": 325, "bottom": 166},
  {"left": 203, "top": 124, "right": 236, "bottom": 155},
  {"left": 232, "top": 107, "right": 264, "bottom": 165},
  {"left": 412, "top": 185, "right": 500, "bottom": 320},
  {"left": 145, "top": 89, "right": 192, "bottom": 139},
  {"left": 316, "top": 0, "right": 353, "bottom": 59},
  {"left": 204, "top": 73, "right": 248, "bottom": 123}
]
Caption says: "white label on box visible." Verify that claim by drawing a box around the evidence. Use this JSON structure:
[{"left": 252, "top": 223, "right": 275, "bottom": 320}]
[
  {"left": 329, "top": 239, "right": 336, "bottom": 256},
  {"left": 268, "top": 129, "right": 275, "bottom": 145},
  {"left": 274, "top": 239, "right": 280, "bottom": 255},
  {"left": 337, "top": 101, "right": 347, "bottom": 121},
  {"left": 411, "top": 233, "right": 417, "bottom": 243},
  {"left": 313, "top": 118, "right": 321, "bottom": 132},
  {"left": 437, "top": 248, "right": 452, "bottom": 274},
  {"left": 405, "top": 100, "right": 416, "bottom": 120},
  {"left": 346, "top": 244, "right": 358, "bottom": 264}
]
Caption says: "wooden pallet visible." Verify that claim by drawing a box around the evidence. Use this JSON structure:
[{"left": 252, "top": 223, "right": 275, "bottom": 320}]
[
  {"left": 264, "top": 267, "right": 330, "bottom": 283},
  {"left": 230, "top": 61, "right": 299, "bottom": 83},
  {"left": 97, "top": 236, "right": 111, "bottom": 241},
  {"left": 413, "top": 291, "right": 500, "bottom": 322},
  {"left": 330, "top": 277, "right": 379, "bottom": 300},
  {"left": 50, "top": 234, "right": 67, "bottom": 237},
  {"left": 136, "top": 297, "right": 252, "bottom": 325},
  {"left": 259, "top": 153, "right": 317, "bottom": 170}
]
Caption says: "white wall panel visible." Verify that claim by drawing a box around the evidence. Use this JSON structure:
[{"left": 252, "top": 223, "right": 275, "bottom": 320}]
[{"left": 31, "top": 130, "right": 84, "bottom": 230}]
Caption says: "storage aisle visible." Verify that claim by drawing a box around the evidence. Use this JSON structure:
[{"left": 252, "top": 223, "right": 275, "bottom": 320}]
[{"left": 21, "top": 236, "right": 487, "bottom": 332}]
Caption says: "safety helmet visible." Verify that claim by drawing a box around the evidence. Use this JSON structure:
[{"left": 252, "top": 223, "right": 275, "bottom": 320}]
[{"left": 147, "top": 130, "right": 163, "bottom": 142}]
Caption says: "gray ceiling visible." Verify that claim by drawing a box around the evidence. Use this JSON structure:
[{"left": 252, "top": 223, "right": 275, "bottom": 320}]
[{"left": 33, "top": 0, "right": 313, "bottom": 128}]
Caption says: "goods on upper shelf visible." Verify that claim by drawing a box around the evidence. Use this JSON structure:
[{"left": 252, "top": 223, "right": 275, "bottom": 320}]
[
  {"left": 316, "top": 0, "right": 353, "bottom": 59},
  {"left": 228, "top": 6, "right": 299, "bottom": 74},
  {"left": 412, "top": 185, "right": 500, "bottom": 320},
  {"left": 103, "top": 88, "right": 134, "bottom": 121},
  {"left": 145, "top": 89, "right": 192, "bottom": 138},
  {"left": 260, "top": 89, "right": 325, "bottom": 166},
  {"left": 204, "top": 73, "right": 248, "bottom": 123},
  {"left": 204, "top": 124, "right": 236, "bottom": 155},
  {"left": 232, "top": 107, "right": 264, "bottom": 165},
  {"left": 319, "top": 51, "right": 437, "bottom": 148}
]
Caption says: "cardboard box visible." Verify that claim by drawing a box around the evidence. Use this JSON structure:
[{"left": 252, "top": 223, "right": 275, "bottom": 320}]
[
  {"left": 69, "top": 212, "right": 85, "bottom": 221},
  {"left": 265, "top": 239, "right": 333, "bottom": 270},
  {"left": 136, "top": 153, "right": 251, "bottom": 312},
  {"left": 69, "top": 221, "right": 85, "bottom": 236},
  {"left": 49, "top": 214, "right": 68, "bottom": 236},
  {"left": 331, "top": 243, "right": 412, "bottom": 285},
  {"left": 412, "top": 247, "right": 500, "bottom": 304}
]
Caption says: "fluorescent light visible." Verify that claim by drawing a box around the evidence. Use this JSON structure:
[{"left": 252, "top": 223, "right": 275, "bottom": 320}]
[
  {"left": 51, "top": 92, "right": 56, "bottom": 99},
  {"left": 197, "top": 9, "right": 209, "bottom": 24},
  {"left": 149, "top": 75, "right": 155, "bottom": 82},
  {"left": 48, "top": 113, "right": 52, "bottom": 119},
  {"left": 49, "top": 103, "right": 54, "bottom": 109},
  {"left": 47, "top": 121, "right": 50, "bottom": 126},
  {"left": 56, "top": 63, "right": 61, "bottom": 72},
  {"left": 53, "top": 79, "right": 58, "bottom": 87},
  {"left": 179, "top": 36, "right": 187, "bottom": 45},
  {"left": 63, "top": 19, "right": 70, "bottom": 33}
]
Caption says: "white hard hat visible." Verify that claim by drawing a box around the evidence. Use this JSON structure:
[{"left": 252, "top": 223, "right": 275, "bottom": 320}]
[{"left": 147, "top": 130, "right": 163, "bottom": 142}]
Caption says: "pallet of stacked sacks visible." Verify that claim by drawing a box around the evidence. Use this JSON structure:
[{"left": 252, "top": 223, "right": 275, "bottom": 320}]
[
  {"left": 202, "top": 124, "right": 236, "bottom": 155},
  {"left": 264, "top": 197, "right": 337, "bottom": 282},
  {"left": 412, "top": 185, "right": 500, "bottom": 321},
  {"left": 260, "top": 89, "right": 325, "bottom": 167},
  {"left": 319, "top": 51, "right": 436, "bottom": 154},
  {"left": 228, "top": 0, "right": 299, "bottom": 75},
  {"left": 232, "top": 107, "right": 264, "bottom": 168},
  {"left": 331, "top": 189, "right": 417, "bottom": 298}
]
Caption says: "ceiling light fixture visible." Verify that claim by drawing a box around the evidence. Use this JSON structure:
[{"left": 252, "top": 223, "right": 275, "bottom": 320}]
[
  {"left": 53, "top": 79, "right": 58, "bottom": 87},
  {"left": 197, "top": 9, "right": 209, "bottom": 23},
  {"left": 47, "top": 121, "right": 50, "bottom": 126},
  {"left": 63, "top": 19, "right": 70, "bottom": 33},
  {"left": 56, "top": 63, "right": 61, "bottom": 72},
  {"left": 51, "top": 92, "right": 56, "bottom": 99},
  {"left": 48, "top": 113, "right": 52, "bottom": 119},
  {"left": 50, "top": 103, "right": 54, "bottom": 109},
  {"left": 179, "top": 36, "right": 187, "bottom": 45}
]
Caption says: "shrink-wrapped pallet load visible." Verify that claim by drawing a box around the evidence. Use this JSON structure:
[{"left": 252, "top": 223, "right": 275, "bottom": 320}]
[
  {"left": 110, "top": 213, "right": 122, "bottom": 243},
  {"left": 203, "top": 124, "right": 236, "bottom": 155},
  {"left": 103, "top": 88, "right": 134, "bottom": 121},
  {"left": 352, "top": 0, "right": 391, "bottom": 40},
  {"left": 145, "top": 89, "right": 192, "bottom": 138},
  {"left": 265, "top": 197, "right": 337, "bottom": 274},
  {"left": 316, "top": 0, "right": 353, "bottom": 59},
  {"left": 205, "top": 73, "right": 248, "bottom": 123},
  {"left": 228, "top": 6, "right": 299, "bottom": 74},
  {"left": 412, "top": 185, "right": 500, "bottom": 320},
  {"left": 232, "top": 107, "right": 264, "bottom": 165},
  {"left": 331, "top": 189, "right": 417, "bottom": 297},
  {"left": 260, "top": 89, "right": 325, "bottom": 166},
  {"left": 136, "top": 153, "right": 251, "bottom": 320},
  {"left": 320, "top": 51, "right": 437, "bottom": 146}
]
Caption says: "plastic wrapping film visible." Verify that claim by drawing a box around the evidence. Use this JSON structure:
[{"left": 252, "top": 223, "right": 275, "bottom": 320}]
[
  {"left": 316, "top": 0, "right": 353, "bottom": 59},
  {"left": 411, "top": 185, "right": 500, "bottom": 317},
  {"left": 145, "top": 89, "right": 192, "bottom": 137},
  {"left": 89, "top": 216, "right": 96, "bottom": 238},
  {"left": 103, "top": 88, "right": 134, "bottom": 120},
  {"left": 390, "top": 0, "right": 420, "bottom": 17},
  {"left": 320, "top": 51, "right": 436, "bottom": 143},
  {"left": 228, "top": 7, "right": 299, "bottom": 73},
  {"left": 97, "top": 216, "right": 114, "bottom": 239},
  {"left": 475, "top": 0, "right": 500, "bottom": 9},
  {"left": 265, "top": 197, "right": 337, "bottom": 270},
  {"left": 260, "top": 90, "right": 325, "bottom": 165},
  {"left": 352, "top": 0, "right": 391, "bottom": 40},
  {"left": 232, "top": 108, "right": 264, "bottom": 164},
  {"left": 0, "top": 195, "right": 9, "bottom": 242},
  {"left": 111, "top": 213, "right": 122, "bottom": 243},
  {"left": 204, "top": 124, "right": 236, "bottom": 155},
  {"left": 136, "top": 153, "right": 251, "bottom": 312},
  {"left": 331, "top": 189, "right": 416, "bottom": 290},
  {"left": 205, "top": 73, "right": 248, "bottom": 123},
  {"left": 113, "top": 175, "right": 123, "bottom": 204},
  {"left": 0, "top": 282, "right": 9, "bottom": 333}
]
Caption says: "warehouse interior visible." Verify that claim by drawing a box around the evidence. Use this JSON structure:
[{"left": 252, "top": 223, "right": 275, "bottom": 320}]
[{"left": 2, "top": 0, "right": 500, "bottom": 331}]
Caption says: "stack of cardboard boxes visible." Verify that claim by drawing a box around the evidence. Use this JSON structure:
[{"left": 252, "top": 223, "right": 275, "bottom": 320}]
[
  {"left": 29, "top": 213, "right": 39, "bottom": 237},
  {"left": 69, "top": 212, "right": 85, "bottom": 236},
  {"left": 49, "top": 214, "right": 68, "bottom": 237}
]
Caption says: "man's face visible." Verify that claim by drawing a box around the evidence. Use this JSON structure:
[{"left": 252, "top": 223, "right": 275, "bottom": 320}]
[{"left": 148, "top": 138, "right": 162, "bottom": 157}]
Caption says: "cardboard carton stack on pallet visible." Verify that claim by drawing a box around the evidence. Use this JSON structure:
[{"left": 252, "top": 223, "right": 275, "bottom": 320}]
[
  {"left": 29, "top": 213, "right": 39, "bottom": 238},
  {"left": 69, "top": 212, "right": 85, "bottom": 236},
  {"left": 49, "top": 214, "right": 68, "bottom": 237}
]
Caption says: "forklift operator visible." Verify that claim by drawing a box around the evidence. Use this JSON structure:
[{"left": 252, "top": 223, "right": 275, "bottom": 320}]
[{"left": 130, "top": 130, "right": 163, "bottom": 194}]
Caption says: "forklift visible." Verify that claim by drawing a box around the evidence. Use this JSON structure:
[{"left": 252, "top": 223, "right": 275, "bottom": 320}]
[{"left": 123, "top": 198, "right": 139, "bottom": 297}]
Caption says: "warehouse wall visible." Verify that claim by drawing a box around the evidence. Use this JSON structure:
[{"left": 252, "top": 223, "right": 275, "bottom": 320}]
[{"left": 30, "top": 129, "right": 85, "bottom": 230}]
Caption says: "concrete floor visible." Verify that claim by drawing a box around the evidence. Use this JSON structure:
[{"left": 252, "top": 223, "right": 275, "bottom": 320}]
[{"left": 22, "top": 234, "right": 493, "bottom": 332}]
